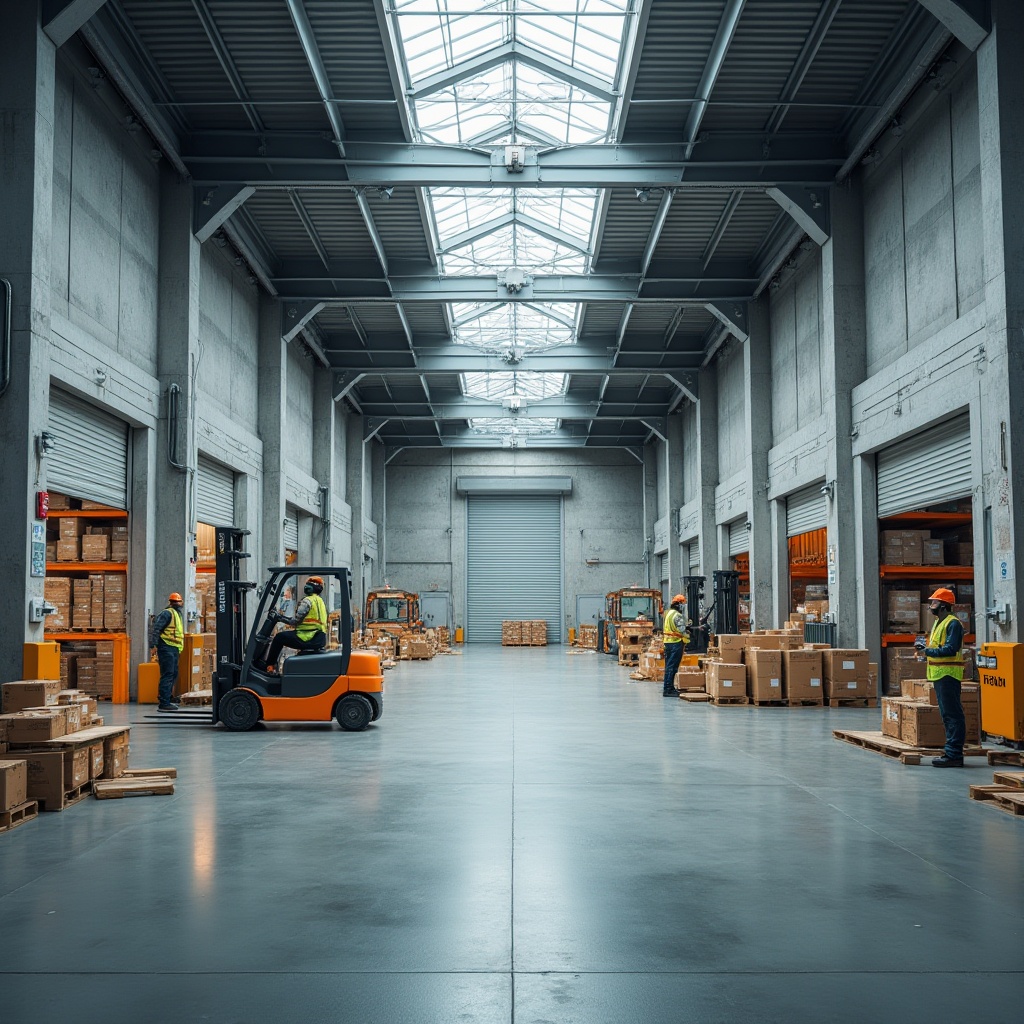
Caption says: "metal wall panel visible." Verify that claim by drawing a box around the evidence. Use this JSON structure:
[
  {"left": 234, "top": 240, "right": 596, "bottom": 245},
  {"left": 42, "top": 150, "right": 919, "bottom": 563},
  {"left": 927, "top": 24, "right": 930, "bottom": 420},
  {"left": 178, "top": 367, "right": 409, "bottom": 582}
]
[
  {"left": 688, "top": 542, "right": 700, "bottom": 572},
  {"left": 786, "top": 482, "right": 827, "bottom": 537},
  {"left": 47, "top": 389, "right": 129, "bottom": 509},
  {"left": 196, "top": 455, "right": 235, "bottom": 527},
  {"left": 283, "top": 508, "right": 299, "bottom": 553},
  {"left": 728, "top": 518, "right": 749, "bottom": 556},
  {"left": 466, "top": 495, "right": 562, "bottom": 644},
  {"left": 876, "top": 415, "right": 971, "bottom": 517}
]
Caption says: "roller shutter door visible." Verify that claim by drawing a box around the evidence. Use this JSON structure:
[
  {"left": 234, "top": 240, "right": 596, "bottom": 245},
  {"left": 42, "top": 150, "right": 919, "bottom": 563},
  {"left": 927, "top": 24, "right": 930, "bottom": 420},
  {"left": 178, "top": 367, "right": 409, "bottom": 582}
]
[
  {"left": 688, "top": 542, "right": 700, "bottom": 572},
  {"left": 786, "top": 483, "right": 827, "bottom": 537},
  {"left": 728, "top": 519, "right": 749, "bottom": 556},
  {"left": 467, "top": 494, "right": 562, "bottom": 643},
  {"left": 283, "top": 509, "right": 299, "bottom": 553},
  {"left": 47, "top": 389, "right": 129, "bottom": 509},
  {"left": 659, "top": 553, "right": 669, "bottom": 582},
  {"left": 877, "top": 415, "right": 971, "bottom": 517},
  {"left": 196, "top": 455, "right": 235, "bottom": 526}
]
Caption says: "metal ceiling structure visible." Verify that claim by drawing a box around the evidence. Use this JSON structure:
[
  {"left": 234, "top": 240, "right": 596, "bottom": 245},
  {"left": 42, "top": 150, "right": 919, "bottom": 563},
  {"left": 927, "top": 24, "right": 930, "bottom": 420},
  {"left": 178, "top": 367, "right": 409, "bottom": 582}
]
[{"left": 59, "top": 0, "right": 969, "bottom": 452}]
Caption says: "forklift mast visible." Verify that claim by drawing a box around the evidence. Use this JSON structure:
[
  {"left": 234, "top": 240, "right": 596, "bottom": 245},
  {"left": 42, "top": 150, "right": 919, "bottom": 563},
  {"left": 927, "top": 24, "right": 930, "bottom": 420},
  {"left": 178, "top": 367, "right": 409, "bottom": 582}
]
[
  {"left": 713, "top": 570, "right": 741, "bottom": 637},
  {"left": 213, "top": 527, "right": 255, "bottom": 721},
  {"left": 681, "top": 575, "right": 709, "bottom": 653}
]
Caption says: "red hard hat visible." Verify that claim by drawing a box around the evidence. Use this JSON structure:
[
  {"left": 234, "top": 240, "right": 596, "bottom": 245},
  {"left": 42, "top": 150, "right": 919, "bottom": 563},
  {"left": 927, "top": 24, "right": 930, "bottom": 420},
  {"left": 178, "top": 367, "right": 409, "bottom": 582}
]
[
  {"left": 168, "top": 592, "right": 183, "bottom": 603},
  {"left": 928, "top": 588, "right": 956, "bottom": 605}
]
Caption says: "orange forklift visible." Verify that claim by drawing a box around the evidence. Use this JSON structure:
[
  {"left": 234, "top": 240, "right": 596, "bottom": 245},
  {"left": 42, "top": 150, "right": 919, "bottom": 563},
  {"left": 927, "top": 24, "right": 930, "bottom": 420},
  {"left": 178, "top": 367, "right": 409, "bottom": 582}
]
[
  {"left": 212, "top": 527, "right": 383, "bottom": 732},
  {"left": 599, "top": 586, "right": 663, "bottom": 654}
]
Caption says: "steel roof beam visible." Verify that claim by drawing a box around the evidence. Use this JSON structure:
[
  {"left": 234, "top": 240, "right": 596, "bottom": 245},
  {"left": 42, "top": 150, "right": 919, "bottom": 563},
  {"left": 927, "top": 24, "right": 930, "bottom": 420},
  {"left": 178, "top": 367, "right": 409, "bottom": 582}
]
[
  {"left": 356, "top": 399, "right": 669, "bottom": 420},
  {"left": 916, "top": 0, "right": 990, "bottom": 50},
  {"left": 289, "top": 192, "right": 332, "bottom": 269},
  {"left": 408, "top": 41, "right": 616, "bottom": 103},
  {"left": 282, "top": 301, "right": 327, "bottom": 343},
  {"left": 193, "top": 183, "right": 256, "bottom": 243},
  {"left": 285, "top": 0, "right": 347, "bottom": 156},
  {"left": 765, "top": 185, "right": 830, "bottom": 245},
  {"left": 183, "top": 137, "right": 846, "bottom": 189},
  {"left": 43, "top": 0, "right": 109, "bottom": 48}
]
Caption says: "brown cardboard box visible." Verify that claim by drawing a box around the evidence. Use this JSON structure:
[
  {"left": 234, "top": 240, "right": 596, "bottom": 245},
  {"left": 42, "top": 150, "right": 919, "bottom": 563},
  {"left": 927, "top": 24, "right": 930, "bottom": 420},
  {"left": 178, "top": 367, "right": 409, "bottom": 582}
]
[
  {"left": 48, "top": 492, "right": 71, "bottom": 510},
  {"left": 882, "top": 543, "right": 904, "bottom": 566},
  {"left": 868, "top": 662, "right": 879, "bottom": 694},
  {"left": 747, "top": 649, "right": 783, "bottom": 701},
  {"left": 58, "top": 517, "right": 80, "bottom": 539},
  {"left": 5, "top": 708, "right": 68, "bottom": 744},
  {"left": 888, "top": 647, "right": 927, "bottom": 695},
  {"left": 898, "top": 530, "right": 927, "bottom": 565},
  {"left": 88, "top": 742, "right": 104, "bottom": 779},
  {"left": 705, "top": 661, "right": 746, "bottom": 698},
  {"left": 103, "top": 731, "right": 130, "bottom": 779},
  {"left": 80, "top": 534, "right": 110, "bottom": 561},
  {"left": 64, "top": 747, "right": 90, "bottom": 790},
  {"left": 957, "top": 542, "right": 974, "bottom": 566},
  {"left": 715, "top": 635, "right": 747, "bottom": 660},
  {"left": 1, "top": 680, "right": 62, "bottom": 714},
  {"left": 782, "top": 649, "right": 823, "bottom": 701},
  {"left": 921, "top": 539, "right": 944, "bottom": 565},
  {"left": 822, "top": 649, "right": 871, "bottom": 699},
  {"left": 24, "top": 751, "right": 65, "bottom": 809},
  {"left": 887, "top": 590, "right": 922, "bottom": 632},
  {"left": 674, "top": 666, "right": 705, "bottom": 690},
  {"left": 56, "top": 538, "right": 79, "bottom": 561},
  {"left": 900, "top": 702, "right": 946, "bottom": 747},
  {"left": 881, "top": 697, "right": 907, "bottom": 738},
  {"left": 0, "top": 759, "right": 28, "bottom": 811}
]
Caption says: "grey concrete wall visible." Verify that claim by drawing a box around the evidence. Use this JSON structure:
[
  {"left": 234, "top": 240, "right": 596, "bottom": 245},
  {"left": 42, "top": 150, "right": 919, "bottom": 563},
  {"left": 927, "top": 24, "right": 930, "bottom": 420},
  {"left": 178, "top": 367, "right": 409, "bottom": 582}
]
[
  {"left": 716, "top": 341, "right": 746, "bottom": 481},
  {"left": 681, "top": 400, "right": 698, "bottom": 504},
  {"left": 49, "top": 58, "right": 159, "bottom": 375},
  {"left": 197, "top": 243, "right": 260, "bottom": 434},
  {"left": 285, "top": 343, "right": 315, "bottom": 477},
  {"left": 770, "top": 248, "right": 824, "bottom": 444},
  {"left": 863, "top": 60, "right": 984, "bottom": 376},
  {"left": 384, "top": 448, "right": 646, "bottom": 639}
]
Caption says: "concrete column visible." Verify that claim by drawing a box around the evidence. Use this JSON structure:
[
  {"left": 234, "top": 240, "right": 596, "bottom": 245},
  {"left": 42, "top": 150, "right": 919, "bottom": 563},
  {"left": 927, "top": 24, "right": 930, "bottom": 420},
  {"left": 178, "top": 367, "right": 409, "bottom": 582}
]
[
  {"left": 977, "top": 2, "right": 1024, "bottom": 640},
  {"left": 153, "top": 168, "right": 201, "bottom": 622},
  {"left": 695, "top": 364, "right": 720, "bottom": 578},
  {"left": 311, "top": 368, "right": 336, "bottom": 564},
  {"left": 346, "top": 411, "right": 368, "bottom": 611},
  {"left": 642, "top": 444, "right": 658, "bottom": 587},
  {"left": 744, "top": 299, "right": 773, "bottom": 630},
  {"left": 854, "top": 455, "right": 881, "bottom": 675},
  {"left": 770, "top": 498, "right": 789, "bottom": 625},
  {"left": 0, "top": 10, "right": 56, "bottom": 676},
  {"left": 370, "top": 439, "right": 385, "bottom": 578},
  {"left": 665, "top": 413, "right": 685, "bottom": 593},
  {"left": 258, "top": 294, "right": 286, "bottom": 578},
  {"left": 821, "top": 180, "right": 868, "bottom": 647}
]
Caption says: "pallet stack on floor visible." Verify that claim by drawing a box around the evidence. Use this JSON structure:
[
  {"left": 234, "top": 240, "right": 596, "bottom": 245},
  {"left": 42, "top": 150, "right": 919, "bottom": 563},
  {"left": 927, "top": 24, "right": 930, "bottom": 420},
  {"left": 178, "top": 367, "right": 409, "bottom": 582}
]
[
  {"left": 615, "top": 623, "right": 653, "bottom": 666},
  {"left": 879, "top": 680, "right": 981, "bottom": 747},
  {"left": 501, "top": 621, "right": 548, "bottom": 647},
  {"left": 575, "top": 623, "right": 598, "bottom": 649},
  {"left": 629, "top": 636, "right": 665, "bottom": 680},
  {"left": 0, "top": 680, "right": 175, "bottom": 835},
  {"left": 674, "top": 631, "right": 877, "bottom": 708}
]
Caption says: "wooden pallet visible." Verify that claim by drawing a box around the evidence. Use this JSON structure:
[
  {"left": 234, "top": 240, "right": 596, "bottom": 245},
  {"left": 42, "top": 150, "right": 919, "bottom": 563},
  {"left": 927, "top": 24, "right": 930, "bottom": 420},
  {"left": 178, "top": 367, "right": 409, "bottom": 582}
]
[
  {"left": 968, "top": 785, "right": 1024, "bottom": 817},
  {"left": 93, "top": 774, "right": 175, "bottom": 800},
  {"left": 179, "top": 690, "right": 212, "bottom": 706},
  {"left": 751, "top": 699, "right": 789, "bottom": 707},
  {"left": 709, "top": 695, "right": 749, "bottom": 706},
  {"left": 123, "top": 767, "right": 178, "bottom": 779},
  {"left": 987, "top": 750, "right": 1024, "bottom": 767},
  {"left": 0, "top": 800, "right": 39, "bottom": 833},
  {"left": 679, "top": 691, "right": 711, "bottom": 702},
  {"left": 827, "top": 697, "right": 879, "bottom": 708},
  {"left": 788, "top": 698, "right": 825, "bottom": 707},
  {"left": 38, "top": 782, "right": 92, "bottom": 812},
  {"left": 991, "top": 771, "right": 1024, "bottom": 789},
  {"left": 834, "top": 729, "right": 987, "bottom": 765}
]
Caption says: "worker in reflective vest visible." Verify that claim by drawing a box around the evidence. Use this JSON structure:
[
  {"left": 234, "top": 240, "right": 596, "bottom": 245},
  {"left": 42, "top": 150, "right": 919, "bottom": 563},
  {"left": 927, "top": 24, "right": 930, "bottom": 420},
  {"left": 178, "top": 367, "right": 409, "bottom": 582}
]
[
  {"left": 662, "top": 594, "right": 690, "bottom": 697},
  {"left": 914, "top": 587, "right": 965, "bottom": 766},
  {"left": 264, "top": 576, "right": 329, "bottom": 674},
  {"left": 150, "top": 592, "right": 185, "bottom": 712}
]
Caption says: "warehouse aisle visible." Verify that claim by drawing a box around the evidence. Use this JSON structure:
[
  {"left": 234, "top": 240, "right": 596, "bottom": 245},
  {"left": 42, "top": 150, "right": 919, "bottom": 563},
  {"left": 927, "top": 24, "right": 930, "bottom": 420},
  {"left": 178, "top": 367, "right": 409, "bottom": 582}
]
[{"left": 1, "top": 647, "right": 1022, "bottom": 1023}]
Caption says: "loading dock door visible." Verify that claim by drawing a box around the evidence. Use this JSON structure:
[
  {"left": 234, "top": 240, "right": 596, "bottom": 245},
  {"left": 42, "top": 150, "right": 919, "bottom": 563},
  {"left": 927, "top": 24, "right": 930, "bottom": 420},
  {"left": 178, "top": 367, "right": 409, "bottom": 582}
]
[{"left": 466, "top": 494, "right": 563, "bottom": 643}]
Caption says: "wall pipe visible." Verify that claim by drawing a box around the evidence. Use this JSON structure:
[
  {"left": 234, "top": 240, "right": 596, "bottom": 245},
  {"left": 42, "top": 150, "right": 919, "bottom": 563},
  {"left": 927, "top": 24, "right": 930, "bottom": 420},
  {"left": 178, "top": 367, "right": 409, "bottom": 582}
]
[{"left": 0, "top": 278, "right": 11, "bottom": 398}]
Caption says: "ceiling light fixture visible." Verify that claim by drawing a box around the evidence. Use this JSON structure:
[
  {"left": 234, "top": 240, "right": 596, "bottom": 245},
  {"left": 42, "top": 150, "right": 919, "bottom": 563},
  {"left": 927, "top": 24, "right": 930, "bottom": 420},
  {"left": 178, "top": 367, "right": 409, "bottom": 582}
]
[
  {"left": 378, "top": 186, "right": 393, "bottom": 201},
  {"left": 635, "top": 188, "right": 651, "bottom": 203}
]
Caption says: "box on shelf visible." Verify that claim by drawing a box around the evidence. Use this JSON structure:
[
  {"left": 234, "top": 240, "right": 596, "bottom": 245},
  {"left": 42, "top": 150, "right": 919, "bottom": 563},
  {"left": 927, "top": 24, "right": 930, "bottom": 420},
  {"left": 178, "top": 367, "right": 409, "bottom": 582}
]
[
  {"left": 80, "top": 533, "right": 110, "bottom": 561},
  {"left": 888, "top": 647, "right": 927, "bottom": 695},
  {"left": 56, "top": 538, "right": 79, "bottom": 561},
  {"left": 957, "top": 542, "right": 974, "bottom": 566},
  {"left": 921, "top": 539, "right": 944, "bottom": 566},
  {"left": 705, "top": 661, "right": 746, "bottom": 698},
  {"left": 747, "top": 649, "right": 782, "bottom": 701},
  {"left": 782, "top": 649, "right": 823, "bottom": 700},
  {"left": 887, "top": 590, "right": 922, "bottom": 632}
]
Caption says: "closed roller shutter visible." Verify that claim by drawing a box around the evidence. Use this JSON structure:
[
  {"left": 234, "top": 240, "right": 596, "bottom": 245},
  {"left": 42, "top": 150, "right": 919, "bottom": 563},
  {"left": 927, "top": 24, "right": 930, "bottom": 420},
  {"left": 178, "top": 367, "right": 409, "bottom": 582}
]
[
  {"left": 786, "top": 483, "right": 827, "bottom": 537},
  {"left": 467, "top": 494, "right": 562, "bottom": 643},
  {"left": 659, "top": 553, "right": 669, "bottom": 582},
  {"left": 877, "top": 414, "right": 971, "bottom": 517},
  {"left": 196, "top": 455, "right": 235, "bottom": 526},
  {"left": 728, "top": 519, "right": 749, "bottom": 557},
  {"left": 283, "top": 509, "right": 299, "bottom": 553},
  {"left": 688, "top": 542, "right": 700, "bottom": 572},
  {"left": 47, "top": 389, "right": 129, "bottom": 509}
]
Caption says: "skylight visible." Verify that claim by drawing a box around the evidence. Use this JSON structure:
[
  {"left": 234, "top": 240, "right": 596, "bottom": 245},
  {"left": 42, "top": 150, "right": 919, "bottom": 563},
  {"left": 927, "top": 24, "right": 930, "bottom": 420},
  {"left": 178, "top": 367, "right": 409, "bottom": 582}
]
[{"left": 390, "top": 0, "right": 633, "bottom": 439}]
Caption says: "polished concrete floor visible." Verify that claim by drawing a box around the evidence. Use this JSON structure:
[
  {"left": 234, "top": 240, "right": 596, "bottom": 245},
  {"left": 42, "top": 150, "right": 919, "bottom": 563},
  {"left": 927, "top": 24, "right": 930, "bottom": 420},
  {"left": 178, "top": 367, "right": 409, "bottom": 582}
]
[{"left": 1, "top": 646, "right": 1022, "bottom": 1023}]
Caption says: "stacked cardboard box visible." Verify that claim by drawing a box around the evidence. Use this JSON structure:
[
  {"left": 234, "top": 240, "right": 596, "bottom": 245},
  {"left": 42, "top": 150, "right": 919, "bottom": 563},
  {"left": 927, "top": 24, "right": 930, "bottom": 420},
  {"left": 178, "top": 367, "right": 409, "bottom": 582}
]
[
  {"left": 81, "top": 528, "right": 110, "bottom": 562},
  {"left": 747, "top": 649, "right": 783, "bottom": 702},
  {"left": 528, "top": 620, "right": 548, "bottom": 645},
  {"left": 705, "top": 661, "right": 747, "bottom": 700},
  {"left": 56, "top": 517, "right": 80, "bottom": 561},
  {"left": 821, "top": 649, "right": 871, "bottom": 700},
  {"left": 104, "top": 573, "right": 126, "bottom": 630},
  {"left": 2, "top": 680, "right": 62, "bottom": 714},
  {"left": 782, "top": 649, "right": 824, "bottom": 702},
  {"left": 881, "top": 529, "right": 929, "bottom": 566},
  {"left": 501, "top": 621, "right": 522, "bottom": 645},
  {"left": 887, "top": 590, "right": 922, "bottom": 632},
  {"left": 44, "top": 577, "right": 71, "bottom": 631},
  {"left": 94, "top": 641, "right": 114, "bottom": 699},
  {"left": 398, "top": 634, "right": 433, "bottom": 660},
  {"left": 110, "top": 523, "right": 129, "bottom": 562},
  {"left": 673, "top": 664, "right": 706, "bottom": 691},
  {"left": 576, "top": 623, "right": 598, "bottom": 649}
]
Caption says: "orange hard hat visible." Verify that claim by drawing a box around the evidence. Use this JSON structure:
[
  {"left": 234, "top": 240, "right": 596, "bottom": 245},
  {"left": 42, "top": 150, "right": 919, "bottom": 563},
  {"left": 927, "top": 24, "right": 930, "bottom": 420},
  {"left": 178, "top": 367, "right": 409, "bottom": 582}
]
[
  {"left": 928, "top": 588, "right": 956, "bottom": 605},
  {"left": 307, "top": 576, "right": 324, "bottom": 587},
  {"left": 168, "top": 592, "right": 183, "bottom": 603},
  {"left": 671, "top": 594, "right": 687, "bottom": 605}
]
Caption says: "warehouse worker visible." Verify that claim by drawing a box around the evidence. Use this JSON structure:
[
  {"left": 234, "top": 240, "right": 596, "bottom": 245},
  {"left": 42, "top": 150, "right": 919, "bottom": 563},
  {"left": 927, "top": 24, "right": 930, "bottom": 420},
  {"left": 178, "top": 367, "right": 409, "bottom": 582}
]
[
  {"left": 149, "top": 592, "right": 184, "bottom": 712},
  {"left": 662, "top": 594, "right": 690, "bottom": 697},
  {"left": 263, "top": 576, "right": 329, "bottom": 674},
  {"left": 915, "top": 587, "right": 965, "bottom": 767}
]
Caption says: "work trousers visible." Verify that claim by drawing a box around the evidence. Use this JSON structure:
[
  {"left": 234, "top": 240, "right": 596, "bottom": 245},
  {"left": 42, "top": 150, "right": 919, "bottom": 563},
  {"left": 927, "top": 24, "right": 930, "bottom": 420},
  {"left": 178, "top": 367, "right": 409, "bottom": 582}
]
[
  {"left": 663, "top": 641, "right": 685, "bottom": 695},
  {"left": 932, "top": 674, "right": 966, "bottom": 759},
  {"left": 156, "top": 641, "right": 180, "bottom": 706}
]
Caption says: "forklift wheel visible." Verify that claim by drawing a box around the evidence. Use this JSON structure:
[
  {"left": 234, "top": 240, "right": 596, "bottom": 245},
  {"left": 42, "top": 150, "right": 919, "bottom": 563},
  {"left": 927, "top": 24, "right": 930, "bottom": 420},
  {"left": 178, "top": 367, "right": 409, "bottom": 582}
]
[
  {"left": 336, "top": 694, "right": 373, "bottom": 732},
  {"left": 219, "top": 689, "right": 262, "bottom": 732}
]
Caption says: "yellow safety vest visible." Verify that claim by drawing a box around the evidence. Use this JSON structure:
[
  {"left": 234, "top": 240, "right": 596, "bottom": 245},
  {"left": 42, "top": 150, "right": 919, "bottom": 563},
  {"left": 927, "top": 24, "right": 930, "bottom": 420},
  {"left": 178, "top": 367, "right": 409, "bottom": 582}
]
[
  {"left": 663, "top": 607, "right": 688, "bottom": 646},
  {"left": 160, "top": 608, "right": 184, "bottom": 651},
  {"left": 296, "top": 593, "right": 327, "bottom": 641},
  {"left": 926, "top": 613, "right": 964, "bottom": 682}
]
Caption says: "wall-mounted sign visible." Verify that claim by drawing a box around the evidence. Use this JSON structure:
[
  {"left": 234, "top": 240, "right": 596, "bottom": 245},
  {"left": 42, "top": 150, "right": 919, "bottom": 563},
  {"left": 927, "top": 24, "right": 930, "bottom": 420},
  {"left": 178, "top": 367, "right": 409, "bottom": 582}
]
[{"left": 30, "top": 522, "right": 46, "bottom": 577}]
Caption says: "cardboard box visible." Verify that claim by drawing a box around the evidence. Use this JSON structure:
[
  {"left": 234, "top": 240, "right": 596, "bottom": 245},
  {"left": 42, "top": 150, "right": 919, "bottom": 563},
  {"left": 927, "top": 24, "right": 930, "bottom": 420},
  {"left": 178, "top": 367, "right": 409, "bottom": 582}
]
[
  {"left": 64, "top": 747, "right": 90, "bottom": 790},
  {"left": 80, "top": 534, "right": 110, "bottom": 561},
  {"left": 88, "top": 741, "right": 104, "bottom": 779},
  {"left": 822, "top": 649, "right": 871, "bottom": 699},
  {"left": 887, "top": 590, "right": 922, "bottom": 632},
  {"left": 868, "top": 662, "right": 879, "bottom": 695},
  {"left": 715, "top": 635, "right": 747, "bottom": 660},
  {"left": 782, "top": 649, "right": 823, "bottom": 700},
  {"left": 56, "top": 538, "right": 79, "bottom": 561},
  {"left": 881, "top": 697, "right": 907, "bottom": 738},
  {"left": 58, "top": 517, "right": 80, "bottom": 539},
  {"left": 747, "top": 649, "right": 782, "bottom": 701},
  {"left": 705, "top": 661, "right": 746, "bottom": 698},
  {"left": 24, "top": 751, "right": 65, "bottom": 810},
  {"left": 674, "top": 666, "right": 705, "bottom": 690},
  {"left": 921, "top": 539, "right": 944, "bottom": 565},
  {"left": 0, "top": 759, "right": 28, "bottom": 811},
  {"left": 952, "top": 603, "right": 973, "bottom": 630},
  {"left": 5, "top": 709, "right": 68, "bottom": 744},
  {"left": 103, "top": 731, "right": 130, "bottom": 779},
  {"left": 1, "top": 680, "right": 62, "bottom": 714},
  {"left": 957, "top": 542, "right": 974, "bottom": 566},
  {"left": 888, "top": 647, "right": 927, "bottom": 695},
  {"left": 900, "top": 702, "right": 946, "bottom": 748}
]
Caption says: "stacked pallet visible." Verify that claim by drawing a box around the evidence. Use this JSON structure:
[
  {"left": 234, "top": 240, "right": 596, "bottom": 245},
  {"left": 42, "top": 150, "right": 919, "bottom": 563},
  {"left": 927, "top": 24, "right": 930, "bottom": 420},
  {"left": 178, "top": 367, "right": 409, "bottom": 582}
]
[
  {"left": 0, "top": 680, "right": 174, "bottom": 833},
  {"left": 970, "top": 771, "right": 1024, "bottom": 817},
  {"left": 576, "top": 623, "right": 598, "bottom": 649},
  {"left": 398, "top": 633, "right": 434, "bottom": 660},
  {"left": 630, "top": 637, "right": 665, "bottom": 680},
  {"left": 501, "top": 621, "right": 548, "bottom": 646},
  {"left": 616, "top": 622, "right": 653, "bottom": 666}
]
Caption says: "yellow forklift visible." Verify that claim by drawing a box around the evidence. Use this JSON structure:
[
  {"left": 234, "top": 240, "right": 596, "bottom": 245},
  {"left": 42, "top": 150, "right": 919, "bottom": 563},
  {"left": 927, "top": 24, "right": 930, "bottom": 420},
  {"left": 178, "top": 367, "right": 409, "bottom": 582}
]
[
  {"left": 364, "top": 586, "right": 421, "bottom": 635},
  {"left": 599, "top": 586, "right": 662, "bottom": 655}
]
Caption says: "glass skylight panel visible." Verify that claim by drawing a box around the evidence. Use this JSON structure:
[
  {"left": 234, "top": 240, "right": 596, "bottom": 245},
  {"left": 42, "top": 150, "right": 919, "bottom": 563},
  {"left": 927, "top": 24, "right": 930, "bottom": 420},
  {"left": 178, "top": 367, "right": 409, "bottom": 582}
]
[
  {"left": 462, "top": 371, "right": 566, "bottom": 401},
  {"left": 393, "top": 1, "right": 507, "bottom": 82},
  {"left": 469, "top": 417, "right": 561, "bottom": 435},
  {"left": 451, "top": 303, "right": 576, "bottom": 351}
]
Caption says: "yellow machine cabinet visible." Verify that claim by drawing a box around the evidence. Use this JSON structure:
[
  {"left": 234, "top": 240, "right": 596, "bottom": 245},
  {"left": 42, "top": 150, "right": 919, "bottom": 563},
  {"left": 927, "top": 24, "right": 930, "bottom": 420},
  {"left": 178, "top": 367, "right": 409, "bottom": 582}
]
[{"left": 978, "top": 642, "right": 1024, "bottom": 744}]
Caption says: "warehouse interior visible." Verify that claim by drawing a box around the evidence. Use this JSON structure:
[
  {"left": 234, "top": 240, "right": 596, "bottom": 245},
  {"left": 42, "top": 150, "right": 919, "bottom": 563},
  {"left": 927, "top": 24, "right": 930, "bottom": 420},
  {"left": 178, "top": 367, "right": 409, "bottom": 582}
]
[{"left": 1, "top": 1, "right": 1023, "bottom": 1021}]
